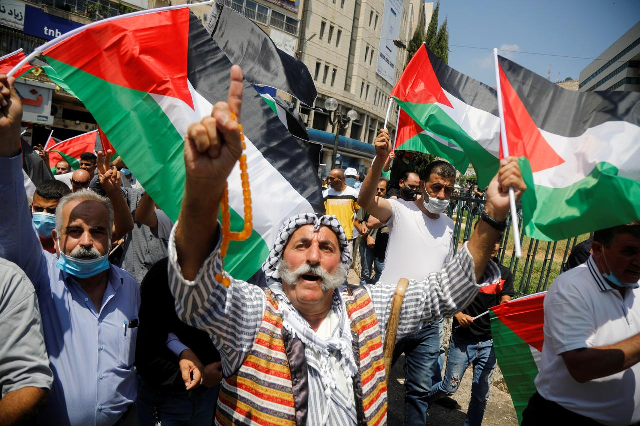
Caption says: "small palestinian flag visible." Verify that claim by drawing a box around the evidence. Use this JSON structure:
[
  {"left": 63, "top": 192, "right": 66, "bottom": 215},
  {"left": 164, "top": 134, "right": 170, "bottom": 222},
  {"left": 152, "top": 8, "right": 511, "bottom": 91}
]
[
  {"left": 0, "top": 49, "right": 37, "bottom": 78},
  {"left": 498, "top": 55, "right": 640, "bottom": 241},
  {"left": 45, "top": 130, "right": 97, "bottom": 173},
  {"left": 391, "top": 44, "right": 500, "bottom": 187},
  {"left": 40, "top": 7, "right": 322, "bottom": 281},
  {"left": 490, "top": 292, "right": 545, "bottom": 425},
  {"left": 395, "top": 108, "right": 469, "bottom": 173}
]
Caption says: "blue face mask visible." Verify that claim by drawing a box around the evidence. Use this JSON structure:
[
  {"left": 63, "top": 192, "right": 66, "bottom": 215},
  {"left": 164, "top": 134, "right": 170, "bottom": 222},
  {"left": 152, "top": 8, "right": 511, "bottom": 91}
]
[
  {"left": 56, "top": 251, "right": 110, "bottom": 279},
  {"left": 602, "top": 249, "right": 637, "bottom": 288},
  {"left": 32, "top": 212, "right": 56, "bottom": 238},
  {"left": 345, "top": 177, "right": 356, "bottom": 187},
  {"left": 120, "top": 168, "right": 132, "bottom": 176}
]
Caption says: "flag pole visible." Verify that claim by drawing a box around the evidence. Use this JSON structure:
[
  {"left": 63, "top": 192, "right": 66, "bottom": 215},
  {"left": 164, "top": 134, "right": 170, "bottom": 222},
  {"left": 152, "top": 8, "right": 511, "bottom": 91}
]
[
  {"left": 383, "top": 97, "right": 394, "bottom": 129},
  {"left": 391, "top": 104, "right": 401, "bottom": 152},
  {"left": 493, "top": 48, "right": 522, "bottom": 258},
  {"left": 44, "top": 129, "right": 54, "bottom": 151}
]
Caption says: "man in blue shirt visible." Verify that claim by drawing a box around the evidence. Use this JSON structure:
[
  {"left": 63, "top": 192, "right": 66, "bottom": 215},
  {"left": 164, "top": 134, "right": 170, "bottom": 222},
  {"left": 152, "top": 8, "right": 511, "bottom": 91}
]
[{"left": 0, "top": 74, "right": 140, "bottom": 426}]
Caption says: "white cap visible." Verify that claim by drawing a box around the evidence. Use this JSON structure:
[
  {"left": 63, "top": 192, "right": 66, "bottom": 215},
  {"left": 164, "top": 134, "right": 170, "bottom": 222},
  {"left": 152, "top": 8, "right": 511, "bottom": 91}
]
[{"left": 344, "top": 167, "right": 358, "bottom": 177}]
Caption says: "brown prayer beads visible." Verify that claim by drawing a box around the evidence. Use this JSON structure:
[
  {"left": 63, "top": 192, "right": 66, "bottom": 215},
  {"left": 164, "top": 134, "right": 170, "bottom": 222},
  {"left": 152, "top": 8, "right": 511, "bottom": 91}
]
[{"left": 215, "top": 121, "right": 252, "bottom": 287}]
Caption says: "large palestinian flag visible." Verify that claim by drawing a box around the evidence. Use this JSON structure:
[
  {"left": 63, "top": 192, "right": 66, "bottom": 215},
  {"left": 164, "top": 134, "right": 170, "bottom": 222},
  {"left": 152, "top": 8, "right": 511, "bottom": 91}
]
[
  {"left": 391, "top": 44, "right": 500, "bottom": 187},
  {"left": 498, "top": 55, "right": 640, "bottom": 241},
  {"left": 490, "top": 292, "right": 545, "bottom": 425},
  {"left": 45, "top": 130, "right": 97, "bottom": 173},
  {"left": 39, "top": 7, "right": 323, "bottom": 281},
  {"left": 395, "top": 108, "right": 469, "bottom": 173}
]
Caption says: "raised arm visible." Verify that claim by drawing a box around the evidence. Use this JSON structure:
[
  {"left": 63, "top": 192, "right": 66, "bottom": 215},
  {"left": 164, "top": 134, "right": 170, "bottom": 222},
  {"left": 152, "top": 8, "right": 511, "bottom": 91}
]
[
  {"left": 96, "top": 150, "right": 134, "bottom": 241},
  {"left": 0, "top": 75, "right": 48, "bottom": 291},
  {"left": 358, "top": 129, "right": 393, "bottom": 222},
  {"left": 167, "top": 66, "right": 265, "bottom": 377},
  {"left": 135, "top": 192, "right": 158, "bottom": 230}
]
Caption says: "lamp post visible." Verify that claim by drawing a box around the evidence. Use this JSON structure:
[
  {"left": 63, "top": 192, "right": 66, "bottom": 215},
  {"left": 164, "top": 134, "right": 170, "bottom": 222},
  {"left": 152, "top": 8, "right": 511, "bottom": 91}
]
[{"left": 324, "top": 97, "right": 358, "bottom": 168}]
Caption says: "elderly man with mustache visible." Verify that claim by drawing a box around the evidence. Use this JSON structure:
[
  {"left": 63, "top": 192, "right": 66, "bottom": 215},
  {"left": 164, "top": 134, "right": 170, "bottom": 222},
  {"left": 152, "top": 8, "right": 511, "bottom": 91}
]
[{"left": 167, "top": 66, "right": 526, "bottom": 426}]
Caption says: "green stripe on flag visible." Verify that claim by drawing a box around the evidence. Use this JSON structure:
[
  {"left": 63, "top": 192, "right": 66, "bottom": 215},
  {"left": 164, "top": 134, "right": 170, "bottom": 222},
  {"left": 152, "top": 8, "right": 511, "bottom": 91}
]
[
  {"left": 396, "top": 133, "right": 470, "bottom": 173},
  {"left": 490, "top": 310, "right": 539, "bottom": 425},
  {"left": 519, "top": 158, "right": 640, "bottom": 241},
  {"left": 44, "top": 56, "right": 268, "bottom": 281},
  {"left": 397, "top": 100, "right": 500, "bottom": 187},
  {"left": 50, "top": 151, "right": 80, "bottom": 174}
]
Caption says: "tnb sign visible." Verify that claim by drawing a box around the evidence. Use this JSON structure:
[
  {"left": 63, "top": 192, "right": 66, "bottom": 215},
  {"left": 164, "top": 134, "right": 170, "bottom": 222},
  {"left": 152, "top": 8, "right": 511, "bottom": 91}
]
[{"left": 23, "top": 4, "right": 83, "bottom": 40}]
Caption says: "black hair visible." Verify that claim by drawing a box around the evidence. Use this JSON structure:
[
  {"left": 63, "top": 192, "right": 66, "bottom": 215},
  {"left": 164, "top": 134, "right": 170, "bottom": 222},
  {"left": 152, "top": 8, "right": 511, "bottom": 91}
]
[
  {"left": 401, "top": 171, "right": 420, "bottom": 182},
  {"left": 80, "top": 152, "right": 97, "bottom": 162},
  {"left": 35, "top": 179, "right": 71, "bottom": 200},
  {"left": 420, "top": 160, "right": 456, "bottom": 181},
  {"left": 593, "top": 221, "right": 640, "bottom": 247}
]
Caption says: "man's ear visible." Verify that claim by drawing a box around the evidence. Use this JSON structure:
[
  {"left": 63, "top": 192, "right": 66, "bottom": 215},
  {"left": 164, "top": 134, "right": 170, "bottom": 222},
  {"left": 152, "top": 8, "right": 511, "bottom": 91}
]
[
  {"left": 52, "top": 230, "right": 60, "bottom": 254},
  {"left": 399, "top": 179, "right": 404, "bottom": 186}
]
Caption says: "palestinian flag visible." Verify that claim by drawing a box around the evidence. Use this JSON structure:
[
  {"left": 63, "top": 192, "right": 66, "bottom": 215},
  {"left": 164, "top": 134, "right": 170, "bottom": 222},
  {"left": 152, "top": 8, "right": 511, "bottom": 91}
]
[
  {"left": 39, "top": 7, "right": 323, "bottom": 281},
  {"left": 395, "top": 108, "right": 469, "bottom": 173},
  {"left": 391, "top": 44, "right": 500, "bottom": 187},
  {"left": 45, "top": 130, "right": 97, "bottom": 173},
  {"left": 0, "top": 49, "right": 37, "bottom": 78},
  {"left": 490, "top": 292, "right": 545, "bottom": 425},
  {"left": 498, "top": 55, "right": 640, "bottom": 241},
  {"left": 207, "top": 2, "right": 316, "bottom": 106},
  {"left": 258, "top": 91, "right": 309, "bottom": 141}
]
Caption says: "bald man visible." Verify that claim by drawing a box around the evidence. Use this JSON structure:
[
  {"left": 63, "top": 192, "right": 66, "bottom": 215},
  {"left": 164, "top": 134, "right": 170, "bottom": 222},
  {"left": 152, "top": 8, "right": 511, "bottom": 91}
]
[{"left": 71, "top": 169, "right": 91, "bottom": 193}]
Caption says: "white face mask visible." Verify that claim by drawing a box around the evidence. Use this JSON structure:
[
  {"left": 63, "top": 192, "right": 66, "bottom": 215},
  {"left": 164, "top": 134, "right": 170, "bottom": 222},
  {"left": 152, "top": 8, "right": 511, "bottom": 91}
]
[{"left": 423, "top": 195, "right": 449, "bottom": 214}]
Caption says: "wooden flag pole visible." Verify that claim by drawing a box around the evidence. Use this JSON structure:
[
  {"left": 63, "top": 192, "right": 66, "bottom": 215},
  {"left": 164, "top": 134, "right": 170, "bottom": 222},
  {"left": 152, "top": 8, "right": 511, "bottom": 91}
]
[
  {"left": 493, "top": 48, "right": 522, "bottom": 258},
  {"left": 383, "top": 278, "right": 409, "bottom": 382}
]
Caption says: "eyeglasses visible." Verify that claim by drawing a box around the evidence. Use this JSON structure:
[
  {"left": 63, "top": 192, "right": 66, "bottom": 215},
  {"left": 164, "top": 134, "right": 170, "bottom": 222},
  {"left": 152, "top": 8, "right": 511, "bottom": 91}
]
[{"left": 71, "top": 179, "right": 90, "bottom": 187}]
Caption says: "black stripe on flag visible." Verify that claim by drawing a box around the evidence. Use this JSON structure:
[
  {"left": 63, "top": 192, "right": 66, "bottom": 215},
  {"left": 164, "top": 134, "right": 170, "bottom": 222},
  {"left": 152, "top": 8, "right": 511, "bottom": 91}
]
[
  {"left": 499, "top": 55, "right": 640, "bottom": 137},
  {"left": 426, "top": 47, "right": 499, "bottom": 117},
  {"left": 187, "top": 13, "right": 324, "bottom": 214}
]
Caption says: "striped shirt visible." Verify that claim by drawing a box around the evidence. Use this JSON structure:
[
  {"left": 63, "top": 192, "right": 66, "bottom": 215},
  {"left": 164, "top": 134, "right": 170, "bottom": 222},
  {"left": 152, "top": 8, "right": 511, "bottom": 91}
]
[{"left": 167, "top": 222, "right": 499, "bottom": 425}]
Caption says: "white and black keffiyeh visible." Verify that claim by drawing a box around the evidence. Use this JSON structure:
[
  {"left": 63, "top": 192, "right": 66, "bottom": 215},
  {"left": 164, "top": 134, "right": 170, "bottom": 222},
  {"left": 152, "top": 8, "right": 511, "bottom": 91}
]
[{"left": 261, "top": 213, "right": 351, "bottom": 282}]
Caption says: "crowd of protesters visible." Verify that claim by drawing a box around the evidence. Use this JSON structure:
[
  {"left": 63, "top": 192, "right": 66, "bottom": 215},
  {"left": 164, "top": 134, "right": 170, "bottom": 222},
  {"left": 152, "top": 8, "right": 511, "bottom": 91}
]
[{"left": 1, "top": 64, "right": 639, "bottom": 426}]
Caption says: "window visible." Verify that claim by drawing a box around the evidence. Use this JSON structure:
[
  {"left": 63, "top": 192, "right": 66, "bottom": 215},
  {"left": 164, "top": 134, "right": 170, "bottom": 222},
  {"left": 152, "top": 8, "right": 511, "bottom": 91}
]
[
  {"left": 360, "top": 81, "right": 365, "bottom": 97},
  {"left": 369, "top": 10, "right": 373, "bottom": 26},
  {"left": 319, "top": 21, "right": 326, "bottom": 40},
  {"left": 364, "top": 45, "right": 369, "bottom": 62},
  {"left": 336, "top": 29, "right": 342, "bottom": 47},
  {"left": 340, "top": 0, "right": 345, "bottom": 8},
  {"left": 255, "top": 4, "right": 268, "bottom": 24},
  {"left": 328, "top": 25, "right": 334, "bottom": 43},
  {"left": 323, "top": 65, "right": 329, "bottom": 83},
  {"left": 369, "top": 50, "right": 374, "bottom": 65},
  {"left": 373, "top": 89, "right": 378, "bottom": 106},
  {"left": 270, "top": 11, "right": 285, "bottom": 30},
  {"left": 314, "top": 62, "right": 321, "bottom": 80},
  {"left": 244, "top": 0, "right": 257, "bottom": 20},
  {"left": 331, "top": 68, "right": 337, "bottom": 86},
  {"left": 365, "top": 84, "right": 369, "bottom": 99},
  {"left": 285, "top": 16, "right": 298, "bottom": 35},
  {"left": 374, "top": 14, "right": 378, "bottom": 30}
]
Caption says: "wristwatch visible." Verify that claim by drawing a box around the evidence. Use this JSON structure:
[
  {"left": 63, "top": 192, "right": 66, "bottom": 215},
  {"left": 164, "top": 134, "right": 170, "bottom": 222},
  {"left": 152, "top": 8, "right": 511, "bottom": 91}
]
[{"left": 480, "top": 210, "right": 507, "bottom": 232}]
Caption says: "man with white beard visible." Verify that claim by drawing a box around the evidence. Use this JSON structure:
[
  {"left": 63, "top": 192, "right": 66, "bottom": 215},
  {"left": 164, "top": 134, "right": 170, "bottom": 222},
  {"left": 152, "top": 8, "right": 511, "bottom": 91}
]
[{"left": 166, "top": 65, "right": 527, "bottom": 425}]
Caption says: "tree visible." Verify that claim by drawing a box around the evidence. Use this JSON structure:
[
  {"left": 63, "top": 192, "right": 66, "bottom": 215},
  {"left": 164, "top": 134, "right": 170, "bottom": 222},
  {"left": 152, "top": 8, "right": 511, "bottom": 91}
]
[
  {"left": 424, "top": 1, "right": 440, "bottom": 48},
  {"left": 433, "top": 18, "right": 449, "bottom": 64},
  {"left": 407, "top": 25, "right": 425, "bottom": 65}
]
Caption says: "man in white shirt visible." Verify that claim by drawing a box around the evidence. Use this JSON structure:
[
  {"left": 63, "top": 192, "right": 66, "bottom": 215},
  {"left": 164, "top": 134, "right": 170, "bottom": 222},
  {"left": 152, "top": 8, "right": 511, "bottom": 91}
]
[
  {"left": 522, "top": 221, "right": 640, "bottom": 426},
  {"left": 359, "top": 129, "right": 477, "bottom": 424}
]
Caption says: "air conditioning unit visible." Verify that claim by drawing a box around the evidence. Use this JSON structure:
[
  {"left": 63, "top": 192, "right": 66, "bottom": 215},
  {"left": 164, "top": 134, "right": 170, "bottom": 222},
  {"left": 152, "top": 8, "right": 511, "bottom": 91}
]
[{"left": 51, "top": 103, "right": 63, "bottom": 118}]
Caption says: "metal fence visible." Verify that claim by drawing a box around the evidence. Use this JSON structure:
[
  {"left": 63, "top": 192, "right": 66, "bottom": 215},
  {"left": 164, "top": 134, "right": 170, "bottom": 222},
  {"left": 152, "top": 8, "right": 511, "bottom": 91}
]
[{"left": 447, "top": 195, "right": 589, "bottom": 296}]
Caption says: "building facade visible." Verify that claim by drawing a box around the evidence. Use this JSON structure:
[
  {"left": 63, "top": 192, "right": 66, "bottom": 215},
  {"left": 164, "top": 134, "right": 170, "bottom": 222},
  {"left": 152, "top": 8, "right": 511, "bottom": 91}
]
[{"left": 579, "top": 21, "right": 640, "bottom": 93}]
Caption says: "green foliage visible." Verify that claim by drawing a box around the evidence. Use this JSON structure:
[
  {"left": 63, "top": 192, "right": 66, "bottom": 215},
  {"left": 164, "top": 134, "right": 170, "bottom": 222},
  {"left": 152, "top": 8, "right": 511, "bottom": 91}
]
[
  {"left": 413, "top": 152, "right": 437, "bottom": 178},
  {"left": 407, "top": 25, "right": 425, "bottom": 65},
  {"left": 433, "top": 18, "right": 449, "bottom": 64},
  {"left": 424, "top": 1, "right": 439, "bottom": 47}
]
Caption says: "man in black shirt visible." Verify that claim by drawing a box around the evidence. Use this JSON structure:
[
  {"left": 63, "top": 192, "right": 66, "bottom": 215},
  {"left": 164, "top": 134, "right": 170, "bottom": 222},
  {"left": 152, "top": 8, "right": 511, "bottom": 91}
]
[
  {"left": 427, "top": 230, "right": 515, "bottom": 425},
  {"left": 135, "top": 258, "right": 222, "bottom": 425}
]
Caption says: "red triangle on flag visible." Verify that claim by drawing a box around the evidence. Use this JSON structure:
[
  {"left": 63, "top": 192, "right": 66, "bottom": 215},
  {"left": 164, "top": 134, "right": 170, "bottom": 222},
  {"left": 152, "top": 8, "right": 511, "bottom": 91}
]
[
  {"left": 391, "top": 45, "right": 452, "bottom": 108},
  {"left": 491, "top": 293, "right": 545, "bottom": 352},
  {"left": 395, "top": 109, "right": 423, "bottom": 150},
  {"left": 98, "top": 126, "right": 115, "bottom": 155},
  {"left": 499, "top": 64, "right": 565, "bottom": 173}
]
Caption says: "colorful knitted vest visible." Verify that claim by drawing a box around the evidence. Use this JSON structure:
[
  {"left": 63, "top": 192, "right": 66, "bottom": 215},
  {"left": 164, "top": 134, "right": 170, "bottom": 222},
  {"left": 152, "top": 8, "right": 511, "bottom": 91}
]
[{"left": 215, "top": 285, "right": 388, "bottom": 425}]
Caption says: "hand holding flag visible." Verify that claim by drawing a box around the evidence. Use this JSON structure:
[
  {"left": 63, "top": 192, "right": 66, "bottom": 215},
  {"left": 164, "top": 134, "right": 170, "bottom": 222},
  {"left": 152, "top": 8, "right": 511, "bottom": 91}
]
[
  {"left": 485, "top": 157, "right": 527, "bottom": 222},
  {"left": 373, "top": 129, "right": 391, "bottom": 162}
]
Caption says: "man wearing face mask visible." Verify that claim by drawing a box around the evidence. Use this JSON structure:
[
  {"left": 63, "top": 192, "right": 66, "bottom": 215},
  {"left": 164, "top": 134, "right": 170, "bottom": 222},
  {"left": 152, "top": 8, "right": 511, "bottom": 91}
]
[
  {"left": 359, "top": 129, "right": 459, "bottom": 424},
  {"left": 387, "top": 171, "right": 421, "bottom": 200},
  {"left": 32, "top": 179, "right": 71, "bottom": 253},
  {"left": 0, "top": 75, "right": 140, "bottom": 426},
  {"left": 522, "top": 221, "right": 640, "bottom": 425}
]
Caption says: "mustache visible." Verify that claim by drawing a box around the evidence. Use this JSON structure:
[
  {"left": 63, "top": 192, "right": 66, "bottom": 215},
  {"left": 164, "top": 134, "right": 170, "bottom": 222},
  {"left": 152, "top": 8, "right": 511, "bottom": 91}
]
[
  {"left": 278, "top": 261, "right": 347, "bottom": 291},
  {"left": 69, "top": 245, "right": 102, "bottom": 259}
]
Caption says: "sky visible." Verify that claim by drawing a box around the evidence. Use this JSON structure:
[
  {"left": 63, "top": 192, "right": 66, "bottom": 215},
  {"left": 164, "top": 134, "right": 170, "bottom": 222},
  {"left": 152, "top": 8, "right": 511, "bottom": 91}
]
[{"left": 428, "top": 0, "right": 640, "bottom": 86}]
